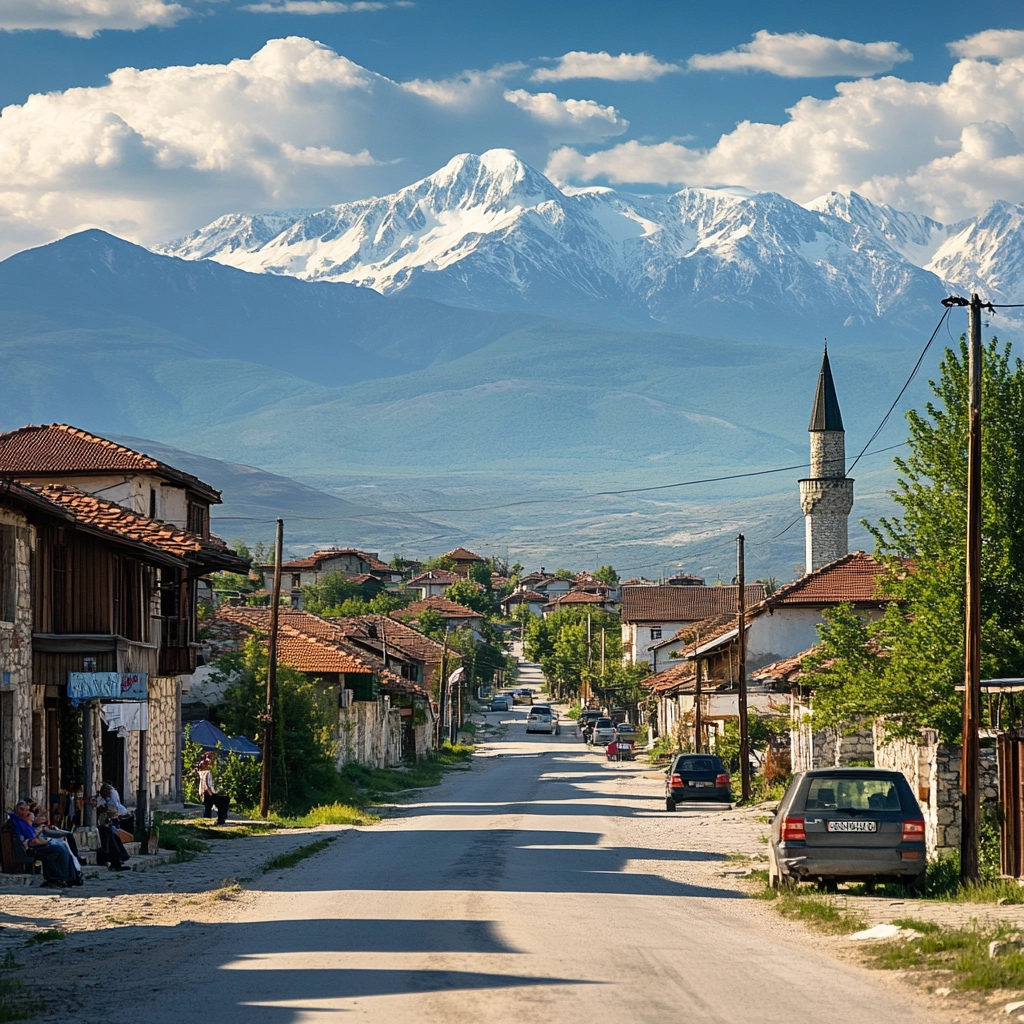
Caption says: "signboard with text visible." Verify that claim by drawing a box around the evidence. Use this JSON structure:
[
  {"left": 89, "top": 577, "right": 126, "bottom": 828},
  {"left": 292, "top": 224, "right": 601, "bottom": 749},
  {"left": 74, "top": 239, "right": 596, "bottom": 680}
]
[{"left": 67, "top": 671, "right": 148, "bottom": 701}]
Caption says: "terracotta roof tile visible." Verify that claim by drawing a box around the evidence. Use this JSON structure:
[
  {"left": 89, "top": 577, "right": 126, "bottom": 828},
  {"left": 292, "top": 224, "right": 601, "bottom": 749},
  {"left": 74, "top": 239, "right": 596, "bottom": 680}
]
[
  {"left": 443, "top": 547, "right": 485, "bottom": 563},
  {"left": 279, "top": 549, "right": 390, "bottom": 572},
  {"left": 0, "top": 424, "right": 220, "bottom": 502},
  {"left": 761, "top": 552, "right": 892, "bottom": 608},
  {"left": 644, "top": 661, "right": 696, "bottom": 694},
  {"left": 547, "top": 591, "right": 610, "bottom": 607},
  {"left": 397, "top": 596, "right": 482, "bottom": 619},
  {"left": 29, "top": 484, "right": 244, "bottom": 569},
  {"left": 621, "top": 583, "right": 765, "bottom": 624},
  {"left": 752, "top": 647, "right": 819, "bottom": 685},
  {"left": 329, "top": 615, "right": 445, "bottom": 665},
  {"left": 503, "top": 589, "right": 546, "bottom": 603},
  {"left": 408, "top": 569, "right": 461, "bottom": 586}
]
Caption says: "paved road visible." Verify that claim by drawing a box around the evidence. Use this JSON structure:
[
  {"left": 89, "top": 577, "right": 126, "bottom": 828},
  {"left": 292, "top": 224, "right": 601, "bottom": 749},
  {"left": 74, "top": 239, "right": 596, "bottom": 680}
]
[{"left": 84, "top": 709, "right": 939, "bottom": 1023}]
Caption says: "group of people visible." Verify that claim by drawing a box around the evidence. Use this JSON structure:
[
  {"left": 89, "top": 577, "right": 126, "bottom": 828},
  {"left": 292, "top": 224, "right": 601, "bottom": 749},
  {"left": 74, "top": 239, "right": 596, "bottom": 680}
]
[{"left": 6, "top": 783, "right": 132, "bottom": 889}]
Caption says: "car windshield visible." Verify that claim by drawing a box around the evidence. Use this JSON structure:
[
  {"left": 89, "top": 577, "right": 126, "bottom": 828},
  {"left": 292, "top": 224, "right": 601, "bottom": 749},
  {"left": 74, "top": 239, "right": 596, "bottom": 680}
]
[
  {"left": 595, "top": 719, "right": 612, "bottom": 727},
  {"left": 676, "top": 757, "right": 721, "bottom": 773},
  {"left": 805, "top": 776, "right": 902, "bottom": 812}
]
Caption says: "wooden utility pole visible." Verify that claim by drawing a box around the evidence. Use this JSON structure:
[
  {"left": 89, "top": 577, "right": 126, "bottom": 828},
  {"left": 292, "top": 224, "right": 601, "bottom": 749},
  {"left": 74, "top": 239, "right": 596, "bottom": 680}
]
[
  {"left": 600, "top": 628, "right": 606, "bottom": 676},
  {"left": 961, "top": 293, "right": 984, "bottom": 884},
  {"left": 693, "top": 642, "right": 703, "bottom": 755},
  {"left": 260, "top": 518, "right": 283, "bottom": 818},
  {"left": 737, "top": 534, "right": 751, "bottom": 801}
]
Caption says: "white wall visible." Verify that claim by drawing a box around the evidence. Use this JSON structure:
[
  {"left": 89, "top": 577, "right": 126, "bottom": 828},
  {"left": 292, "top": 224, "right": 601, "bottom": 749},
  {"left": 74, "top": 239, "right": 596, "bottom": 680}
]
[{"left": 626, "top": 621, "right": 688, "bottom": 667}]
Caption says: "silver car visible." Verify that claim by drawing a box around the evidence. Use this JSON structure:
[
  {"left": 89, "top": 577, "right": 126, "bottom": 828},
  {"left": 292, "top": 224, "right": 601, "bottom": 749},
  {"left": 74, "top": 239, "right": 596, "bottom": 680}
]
[
  {"left": 590, "top": 717, "right": 616, "bottom": 746},
  {"left": 769, "top": 768, "right": 927, "bottom": 890},
  {"left": 526, "top": 709, "right": 556, "bottom": 734}
]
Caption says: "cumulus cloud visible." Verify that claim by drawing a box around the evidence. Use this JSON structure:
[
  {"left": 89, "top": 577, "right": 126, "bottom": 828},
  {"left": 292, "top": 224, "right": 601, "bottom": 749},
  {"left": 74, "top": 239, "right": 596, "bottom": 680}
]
[
  {"left": 547, "top": 50, "right": 1024, "bottom": 223},
  {"left": 949, "top": 29, "right": 1024, "bottom": 59},
  {"left": 687, "top": 30, "right": 911, "bottom": 78},
  {"left": 532, "top": 51, "right": 678, "bottom": 82},
  {"left": 0, "top": 0, "right": 189, "bottom": 37},
  {"left": 243, "top": 0, "right": 411, "bottom": 13},
  {"left": 0, "top": 38, "right": 629, "bottom": 256},
  {"left": 503, "top": 90, "right": 628, "bottom": 141}
]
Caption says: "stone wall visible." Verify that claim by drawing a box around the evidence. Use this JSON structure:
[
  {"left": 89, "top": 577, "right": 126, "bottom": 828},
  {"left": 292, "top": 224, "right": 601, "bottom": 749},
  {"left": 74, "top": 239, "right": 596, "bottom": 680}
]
[
  {"left": 873, "top": 724, "right": 999, "bottom": 858},
  {"left": 0, "top": 512, "right": 34, "bottom": 810},
  {"left": 790, "top": 709, "right": 874, "bottom": 772},
  {"left": 336, "top": 693, "right": 403, "bottom": 769},
  {"left": 124, "top": 675, "right": 180, "bottom": 807}
]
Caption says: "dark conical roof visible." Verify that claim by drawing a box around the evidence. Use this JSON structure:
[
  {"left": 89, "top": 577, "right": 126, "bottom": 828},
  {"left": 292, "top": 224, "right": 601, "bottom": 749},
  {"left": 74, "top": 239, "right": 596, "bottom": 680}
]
[{"left": 809, "top": 347, "right": 844, "bottom": 432}]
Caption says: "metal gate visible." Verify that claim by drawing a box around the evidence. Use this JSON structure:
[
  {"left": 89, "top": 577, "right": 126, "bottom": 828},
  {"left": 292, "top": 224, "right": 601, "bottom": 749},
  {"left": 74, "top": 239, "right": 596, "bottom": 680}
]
[{"left": 998, "top": 729, "right": 1024, "bottom": 877}]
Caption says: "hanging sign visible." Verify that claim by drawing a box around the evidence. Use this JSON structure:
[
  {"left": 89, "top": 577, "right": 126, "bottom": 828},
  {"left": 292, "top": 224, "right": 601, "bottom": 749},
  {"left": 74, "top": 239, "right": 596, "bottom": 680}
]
[{"left": 68, "top": 671, "right": 148, "bottom": 702}]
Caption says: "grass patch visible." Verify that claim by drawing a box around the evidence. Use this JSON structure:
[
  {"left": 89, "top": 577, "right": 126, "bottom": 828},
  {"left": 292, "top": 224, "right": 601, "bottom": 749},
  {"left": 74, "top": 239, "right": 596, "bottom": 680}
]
[
  {"left": 754, "top": 881, "right": 865, "bottom": 934},
  {"left": 864, "top": 923, "right": 1024, "bottom": 992},
  {"left": 24, "top": 929, "right": 64, "bottom": 946},
  {"left": 210, "top": 880, "right": 243, "bottom": 901},
  {"left": 261, "top": 837, "right": 336, "bottom": 873},
  {"left": 0, "top": 952, "right": 28, "bottom": 1023}
]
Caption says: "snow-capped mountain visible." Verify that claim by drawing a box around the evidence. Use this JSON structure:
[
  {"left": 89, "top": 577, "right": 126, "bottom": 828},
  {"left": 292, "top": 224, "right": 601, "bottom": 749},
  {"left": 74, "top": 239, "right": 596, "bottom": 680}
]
[{"left": 159, "top": 150, "right": 1021, "bottom": 340}]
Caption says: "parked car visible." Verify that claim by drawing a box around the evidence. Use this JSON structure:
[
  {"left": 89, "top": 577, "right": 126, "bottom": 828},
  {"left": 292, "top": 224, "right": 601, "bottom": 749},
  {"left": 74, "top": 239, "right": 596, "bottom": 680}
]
[
  {"left": 614, "top": 723, "right": 638, "bottom": 743},
  {"left": 768, "top": 768, "right": 926, "bottom": 890},
  {"left": 665, "top": 754, "right": 732, "bottom": 809},
  {"left": 489, "top": 695, "right": 510, "bottom": 712},
  {"left": 532, "top": 705, "right": 561, "bottom": 735},
  {"left": 578, "top": 710, "right": 603, "bottom": 740},
  {"left": 590, "top": 717, "right": 616, "bottom": 747},
  {"left": 526, "top": 708, "right": 557, "bottom": 734},
  {"left": 512, "top": 688, "right": 534, "bottom": 705}
]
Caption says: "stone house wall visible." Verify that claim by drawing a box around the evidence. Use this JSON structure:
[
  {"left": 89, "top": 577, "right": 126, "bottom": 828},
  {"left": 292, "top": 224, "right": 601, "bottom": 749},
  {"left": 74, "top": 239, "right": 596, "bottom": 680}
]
[
  {"left": 123, "top": 674, "right": 181, "bottom": 806},
  {"left": 873, "top": 723, "right": 999, "bottom": 858},
  {"left": 0, "top": 510, "right": 34, "bottom": 810}
]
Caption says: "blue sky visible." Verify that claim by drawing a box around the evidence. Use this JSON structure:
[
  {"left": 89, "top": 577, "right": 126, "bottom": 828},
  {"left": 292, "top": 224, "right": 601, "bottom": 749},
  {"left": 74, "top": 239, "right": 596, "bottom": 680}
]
[{"left": 1, "top": 0, "right": 1023, "bottom": 254}]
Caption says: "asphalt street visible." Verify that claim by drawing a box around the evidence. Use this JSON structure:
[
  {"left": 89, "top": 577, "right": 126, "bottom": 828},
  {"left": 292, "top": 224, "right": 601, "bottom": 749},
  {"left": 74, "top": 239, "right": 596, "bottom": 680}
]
[{"left": 94, "top": 702, "right": 942, "bottom": 1024}]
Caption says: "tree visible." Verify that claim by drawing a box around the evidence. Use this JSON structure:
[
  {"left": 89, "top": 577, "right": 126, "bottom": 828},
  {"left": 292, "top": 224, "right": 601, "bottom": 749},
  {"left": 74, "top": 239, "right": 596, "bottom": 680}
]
[
  {"left": 445, "top": 579, "right": 496, "bottom": 617},
  {"left": 525, "top": 607, "right": 622, "bottom": 698},
  {"left": 302, "top": 572, "right": 363, "bottom": 613},
  {"left": 416, "top": 607, "right": 447, "bottom": 640},
  {"left": 423, "top": 554, "right": 457, "bottom": 572},
  {"left": 468, "top": 562, "right": 493, "bottom": 589},
  {"left": 593, "top": 565, "right": 620, "bottom": 586},
  {"left": 802, "top": 338, "right": 1024, "bottom": 742},
  {"left": 553, "top": 568, "right": 576, "bottom": 580}
]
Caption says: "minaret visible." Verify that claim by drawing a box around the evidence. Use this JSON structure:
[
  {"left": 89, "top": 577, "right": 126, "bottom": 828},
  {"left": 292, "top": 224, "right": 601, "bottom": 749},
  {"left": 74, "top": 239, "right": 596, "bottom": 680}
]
[{"left": 799, "top": 346, "right": 854, "bottom": 574}]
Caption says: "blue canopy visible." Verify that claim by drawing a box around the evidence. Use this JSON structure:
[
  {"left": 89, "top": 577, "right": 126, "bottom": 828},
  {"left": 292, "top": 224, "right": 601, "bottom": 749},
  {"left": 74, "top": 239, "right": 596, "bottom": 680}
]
[{"left": 186, "top": 720, "right": 261, "bottom": 758}]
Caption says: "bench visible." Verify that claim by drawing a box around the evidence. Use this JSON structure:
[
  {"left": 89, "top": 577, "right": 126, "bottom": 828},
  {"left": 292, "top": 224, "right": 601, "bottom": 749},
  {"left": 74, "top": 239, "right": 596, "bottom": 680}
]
[{"left": 0, "top": 822, "right": 40, "bottom": 875}]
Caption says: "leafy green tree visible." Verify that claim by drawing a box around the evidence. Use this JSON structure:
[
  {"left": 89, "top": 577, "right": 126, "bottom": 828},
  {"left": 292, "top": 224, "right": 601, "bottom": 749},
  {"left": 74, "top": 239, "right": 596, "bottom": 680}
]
[
  {"left": 415, "top": 607, "right": 447, "bottom": 640},
  {"left": 445, "top": 579, "right": 495, "bottom": 617},
  {"left": 593, "top": 565, "right": 620, "bottom": 586},
  {"left": 211, "top": 571, "right": 257, "bottom": 594},
  {"left": 525, "top": 607, "right": 622, "bottom": 698},
  {"left": 554, "top": 568, "right": 576, "bottom": 580},
  {"left": 302, "top": 572, "right": 363, "bottom": 613},
  {"left": 422, "top": 555, "right": 457, "bottom": 572},
  {"left": 468, "top": 562, "right": 493, "bottom": 589}
]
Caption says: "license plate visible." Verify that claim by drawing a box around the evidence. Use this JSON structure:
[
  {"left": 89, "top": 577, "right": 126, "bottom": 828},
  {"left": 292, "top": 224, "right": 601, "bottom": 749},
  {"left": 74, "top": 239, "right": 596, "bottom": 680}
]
[
  {"left": 826, "top": 820, "right": 877, "bottom": 832},
  {"left": 691, "top": 781, "right": 712, "bottom": 788}
]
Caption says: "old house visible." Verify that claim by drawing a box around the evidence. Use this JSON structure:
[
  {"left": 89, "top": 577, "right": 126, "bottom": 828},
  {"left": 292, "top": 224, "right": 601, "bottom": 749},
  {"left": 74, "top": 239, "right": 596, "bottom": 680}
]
[
  {"left": 542, "top": 590, "right": 616, "bottom": 617},
  {"left": 0, "top": 480, "right": 246, "bottom": 815},
  {"left": 621, "top": 583, "right": 765, "bottom": 669},
  {"left": 406, "top": 569, "right": 460, "bottom": 600},
  {"left": 263, "top": 549, "right": 398, "bottom": 596},
  {"left": 500, "top": 589, "right": 547, "bottom": 618},
  {"left": 395, "top": 596, "right": 484, "bottom": 639},
  {"left": 441, "top": 547, "right": 487, "bottom": 577},
  {"left": 329, "top": 614, "right": 446, "bottom": 695},
  {"left": 214, "top": 607, "right": 435, "bottom": 765}
]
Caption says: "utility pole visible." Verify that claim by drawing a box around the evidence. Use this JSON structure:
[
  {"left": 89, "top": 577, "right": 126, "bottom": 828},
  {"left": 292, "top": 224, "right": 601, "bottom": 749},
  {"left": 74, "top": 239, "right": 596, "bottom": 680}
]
[
  {"left": 693, "top": 636, "right": 703, "bottom": 754},
  {"left": 962, "top": 294, "right": 984, "bottom": 884},
  {"left": 737, "top": 534, "right": 751, "bottom": 802},
  {"left": 260, "top": 518, "right": 283, "bottom": 817},
  {"left": 600, "top": 628, "right": 606, "bottom": 677},
  {"left": 587, "top": 613, "right": 593, "bottom": 670}
]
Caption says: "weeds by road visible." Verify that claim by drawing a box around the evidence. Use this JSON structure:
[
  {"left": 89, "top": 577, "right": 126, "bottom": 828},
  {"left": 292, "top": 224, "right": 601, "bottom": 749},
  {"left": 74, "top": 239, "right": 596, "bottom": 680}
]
[{"left": 261, "top": 837, "right": 336, "bottom": 873}]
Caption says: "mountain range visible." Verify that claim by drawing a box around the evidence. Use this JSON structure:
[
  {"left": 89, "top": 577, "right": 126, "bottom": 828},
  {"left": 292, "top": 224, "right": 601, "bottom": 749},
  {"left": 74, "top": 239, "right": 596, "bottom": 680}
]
[
  {"left": 3, "top": 149, "right": 1022, "bottom": 574},
  {"left": 160, "top": 149, "right": 1024, "bottom": 342}
]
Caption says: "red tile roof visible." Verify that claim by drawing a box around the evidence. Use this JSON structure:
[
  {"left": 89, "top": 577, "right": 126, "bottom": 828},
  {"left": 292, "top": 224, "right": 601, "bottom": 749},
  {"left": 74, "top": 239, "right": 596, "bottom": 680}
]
[
  {"left": 654, "top": 613, "right": 739, "bottom": 652},
  {"left": 620, "top": 583, "right": 765, "bottom": 624},
  {"left": 0, "top": 424, "right": 220, "bottom": 502},
  {"left": 397, "top": 596, "right": 482, "bottom": 620},
  {"left": 645, "top": 661, "right": 696, "bottom": 695},
  {"left": 761, "top": 552, "right": 892, "bottom": 608},
  {"left": 408, "top": 569, "right": 461, "bottom": 586},
  {"left": 502, "top": 589, "right": 546, "bottom": 603},
  {"left": 547, "top": 591, "right": 610, "bottom": 607},
  {"left": 443, "top": 547, "right": 485, "bottom": 563},
  {"left": 28, "top": 484, "right": 245, "bottom": 570},
  {"left": 274, "top": 631, "right": 371, "bottom": 674},
  {"left": 329, "top": 614, "right": 445, "bottom": 665},
  {"left": 752, "top": 648, "right": 819, "bottom": 685},
  {"left": 279, "top": 548, "right": 391, "bottom": 572}
]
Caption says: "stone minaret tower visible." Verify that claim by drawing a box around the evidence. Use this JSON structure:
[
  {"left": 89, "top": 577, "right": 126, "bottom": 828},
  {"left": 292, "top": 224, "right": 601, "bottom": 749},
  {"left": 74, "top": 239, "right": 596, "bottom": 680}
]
[{"left": 799, "top": 346, "right": 854, "bottom": 574}]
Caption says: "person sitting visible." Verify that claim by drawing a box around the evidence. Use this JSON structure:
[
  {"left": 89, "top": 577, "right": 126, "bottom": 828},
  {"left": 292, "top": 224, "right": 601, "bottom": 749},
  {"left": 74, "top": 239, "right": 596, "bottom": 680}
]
[
  {"left": 27, "top": 799, "right": 81, "bottom": 861},
  {"left": 7, "top": 801, "right": 77, "bottom": 889},
  {"left": 94, "top": 785, "right": 131, "bottom": 871},
  {"left": 198, "top": 752, "right": 231, "bottom": 826}
]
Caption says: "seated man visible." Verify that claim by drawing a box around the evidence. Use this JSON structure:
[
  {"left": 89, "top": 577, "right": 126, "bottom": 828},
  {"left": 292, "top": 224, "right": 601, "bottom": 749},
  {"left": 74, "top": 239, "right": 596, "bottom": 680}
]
[
  {"left": 28, "top": 799, "right": 81, "bottom": 860},
  {"left": 94, "top": 785, "right": 131, "bottom": 871},
  {"left": 7, "top": 801, "right": 77, "bottom": 889}
]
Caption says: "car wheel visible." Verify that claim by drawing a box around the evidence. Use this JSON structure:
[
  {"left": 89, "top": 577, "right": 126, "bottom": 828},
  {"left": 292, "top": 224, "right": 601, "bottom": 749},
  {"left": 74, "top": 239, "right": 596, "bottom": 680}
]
[{"left": 665, "top": 798, "right": 676, "bottom": 812}]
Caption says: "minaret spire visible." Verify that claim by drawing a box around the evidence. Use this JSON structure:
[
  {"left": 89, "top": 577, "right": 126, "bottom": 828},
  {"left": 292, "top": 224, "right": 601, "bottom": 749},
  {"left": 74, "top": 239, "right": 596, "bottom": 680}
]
[{"left": 799, "top": 347, "right": 854, "bottom": 573}]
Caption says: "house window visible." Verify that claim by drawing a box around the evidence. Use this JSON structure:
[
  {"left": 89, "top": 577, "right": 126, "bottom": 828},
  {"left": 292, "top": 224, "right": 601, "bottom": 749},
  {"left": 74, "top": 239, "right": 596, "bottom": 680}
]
[
  {"left": 0, "top": 525, "right": 15, "bottom": 622},
  {"left": 149, "top": 487, "right": 157, "bottom": 519},
  {"left": 650, "top": 627, "right": 662, "bottom": 641},
  {"left": 186, "top": 500, "right": 209, "bottom": 538}
]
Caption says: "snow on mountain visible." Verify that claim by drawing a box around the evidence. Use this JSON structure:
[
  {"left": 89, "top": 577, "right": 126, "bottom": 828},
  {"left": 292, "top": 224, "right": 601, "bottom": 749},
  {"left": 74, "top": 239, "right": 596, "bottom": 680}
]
[
  {"left": 159, "top": 150, "right": 976, "bottom": 338},
  {"left": 926, "top": 201, "right": 1024, "bottom": 305}
]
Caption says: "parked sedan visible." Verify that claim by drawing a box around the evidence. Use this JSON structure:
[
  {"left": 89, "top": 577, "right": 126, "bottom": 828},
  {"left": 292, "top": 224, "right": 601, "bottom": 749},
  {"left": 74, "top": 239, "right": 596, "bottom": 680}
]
[
  {"left": 578, "top": 710, "right": 603, "bottom": 740},
  {"left": 526, "top": 709, "right": 556, "bottom": 734},
  {"left": 665, "top": 754, "right": 732, "bottom": 809},
  {"left": 590, "top": 717, "right": 616, "bottom": 747},
  {"left": 489, "top": 695, "right": 510, "bottom": 712},
  {"left": 768, "top": 768, "right": 926, "bottom": 890},
  {"left": 512, "top": 688, "right": 534, "bottom": 705}
]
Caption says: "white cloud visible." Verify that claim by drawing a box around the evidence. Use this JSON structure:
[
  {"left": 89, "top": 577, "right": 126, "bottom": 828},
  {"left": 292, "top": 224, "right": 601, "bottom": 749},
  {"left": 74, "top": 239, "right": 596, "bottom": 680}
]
[
  {"left": 687, "top": 30, "right": 911, "bottom": 78},
  {"left": 547, "top": 51, "right": 1024, "bottom": 223},
  {"left": 0, "top": 0, "right": 189, "bottom": 37},
  {"left": 0, "top": 38, "right": 628, "bottom": 255},
  {"left": 243, "top": 1, "right": 411, "bottom": 13},
  {"left": 949, "top": 29, "right": 1024, "bottom": 59},
  {"left": 532, "top": 51, "right": 678, "bottom": 82},
  {"left": 503, "top": 89, "right": 628, "bottom": 141}
]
